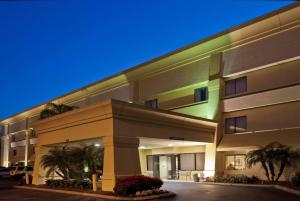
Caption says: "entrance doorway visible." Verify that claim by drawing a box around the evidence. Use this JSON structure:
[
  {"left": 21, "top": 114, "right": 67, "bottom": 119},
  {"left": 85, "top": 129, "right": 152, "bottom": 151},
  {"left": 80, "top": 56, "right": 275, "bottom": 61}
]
[{"left": 151, "top": 154, "right": 178, "bottom": 180}]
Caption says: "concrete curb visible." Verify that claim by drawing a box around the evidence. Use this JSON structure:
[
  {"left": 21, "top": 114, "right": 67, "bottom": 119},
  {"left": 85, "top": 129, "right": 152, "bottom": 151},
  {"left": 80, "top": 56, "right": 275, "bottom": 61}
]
[
  {"left": 203, "top": 182, "right": 273, "bottom": 188},
  {"left": 273, "top": 185, "right": 300, "bottom": 196},
  {"left": 14, "top": 185, "right": 176, "bottom": 200},
  {"left": 203, "top": 182, "right": 300, "bottom": 196}
]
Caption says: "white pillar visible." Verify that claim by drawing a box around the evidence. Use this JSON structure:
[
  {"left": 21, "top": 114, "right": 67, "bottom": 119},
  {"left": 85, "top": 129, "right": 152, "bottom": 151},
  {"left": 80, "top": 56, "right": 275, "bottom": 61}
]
[
  {"left": 204, "top": 143, "right": 216, "bottom": 177},
  {"left": 0, "top": 125, "right": 9, "bottom": 167},
  {"left": 0, "top": 135, "right": 9, "bottom": 167},
  {"left": 24, "top": 130, "right": 29, "bottom": 167}
]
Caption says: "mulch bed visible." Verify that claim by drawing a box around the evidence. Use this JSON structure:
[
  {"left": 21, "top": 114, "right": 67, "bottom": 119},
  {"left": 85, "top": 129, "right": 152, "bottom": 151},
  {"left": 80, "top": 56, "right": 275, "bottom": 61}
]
[
  {"left": 23, "top": 184, "right": 115, "bottom": 196},
  {"left": 260, "top": 181, "right": 300, "bottom": 191}
]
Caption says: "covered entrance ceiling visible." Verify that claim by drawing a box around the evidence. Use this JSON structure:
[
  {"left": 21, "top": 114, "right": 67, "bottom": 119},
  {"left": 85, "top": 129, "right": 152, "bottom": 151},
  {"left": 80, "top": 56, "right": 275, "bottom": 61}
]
[{"left": 139, "top": 137, "right": 209, "bottom": 149}]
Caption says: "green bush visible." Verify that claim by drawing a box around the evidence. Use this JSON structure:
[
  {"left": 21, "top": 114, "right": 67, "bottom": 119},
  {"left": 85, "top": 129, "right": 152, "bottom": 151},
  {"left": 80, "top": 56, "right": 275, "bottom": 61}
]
[
  {"left": 291, "top": 172, "right": 300, "bottom": 186},
  {"left": 207, "top": 175, "right": 259, "bottom": 184},
  {"left": 46, "top": 179, "right": 92, "bottom": 189}
]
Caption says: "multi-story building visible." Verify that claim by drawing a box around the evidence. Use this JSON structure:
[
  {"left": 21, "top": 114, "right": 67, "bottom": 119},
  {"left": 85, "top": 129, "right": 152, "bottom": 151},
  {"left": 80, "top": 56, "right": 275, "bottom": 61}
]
[{"left": 1, "top": 2, "right": 300, "bottom": 191}]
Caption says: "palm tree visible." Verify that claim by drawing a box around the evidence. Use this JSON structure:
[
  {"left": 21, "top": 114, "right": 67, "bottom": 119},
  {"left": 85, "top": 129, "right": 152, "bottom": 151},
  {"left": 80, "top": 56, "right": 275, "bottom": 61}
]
[
  {"left": 246, "top": 148, "right": 270, "bottom": 181},
  {"left": 40, "top": 102, "right": 77, "bottom": 119},
  {"left": 70, "top": 144, "right": 104, "bottom": 179},
  {"left": 40, "top": 146, "right": 73, "bottom": 180},
  {"left": 246, "top": 142, "right": 300, "bottom": 182},
  {"left": 273, "top": 145, "right": 300, "bottom": 182}
]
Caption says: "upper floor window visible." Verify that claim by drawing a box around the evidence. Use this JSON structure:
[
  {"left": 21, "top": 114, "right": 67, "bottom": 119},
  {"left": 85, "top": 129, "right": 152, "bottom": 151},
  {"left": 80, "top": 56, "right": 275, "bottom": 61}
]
[
  {"left": 11, "top": 135, "right": 16, "bottom": 142},
  {"left": 225, "top": 155, "right": 246, "bottom": 170},
  {"left": 225, "top": 116, "right": 247, "bottom": 134},
  {"left": 0, "top": 126, "right": 3, "bottom": 136},
  {"left": 144, "top": 99, "right": 158, "bottom": 109},
  {"left": 194, "top": 87, "right": 208, "bottom": 102},
  {"left": 225, "top": 77, "right": 247, "bottom": 96}
]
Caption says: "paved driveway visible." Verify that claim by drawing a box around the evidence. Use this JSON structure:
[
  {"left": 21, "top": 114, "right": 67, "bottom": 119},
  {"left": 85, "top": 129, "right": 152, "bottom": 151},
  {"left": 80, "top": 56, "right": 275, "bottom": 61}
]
[
  {"left": 160, "top": 181, "right": 299, "bottom": 201},
  {"left": 0, "top": 180, "right": 299, "bottom": 201}
]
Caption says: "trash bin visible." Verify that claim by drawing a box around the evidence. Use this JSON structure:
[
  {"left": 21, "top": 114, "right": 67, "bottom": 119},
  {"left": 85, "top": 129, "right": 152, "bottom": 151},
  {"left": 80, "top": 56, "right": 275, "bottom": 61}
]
[{"left": 193, "top": 173, "right": 200, "bottom": 182}]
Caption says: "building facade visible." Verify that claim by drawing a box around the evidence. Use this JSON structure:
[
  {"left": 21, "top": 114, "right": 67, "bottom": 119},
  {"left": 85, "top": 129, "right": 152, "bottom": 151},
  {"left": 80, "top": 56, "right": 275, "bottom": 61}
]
[{"left": 1, "top": 2, "right": 300, "bottom": 191}]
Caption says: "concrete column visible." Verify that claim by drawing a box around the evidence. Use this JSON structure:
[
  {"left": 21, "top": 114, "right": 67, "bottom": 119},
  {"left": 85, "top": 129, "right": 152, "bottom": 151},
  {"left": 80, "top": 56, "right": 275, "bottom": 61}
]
[
  {"left": 24, "top": 130, "right": 29, "bottom": 167},
  {"left": 32, "top": 146, "right": 49, "bottom": 185},
  {"left": 204, "top": 143, "right": 216, "bottom": 177},
  {"left": 101, "top": 136, "right": 141, "bottom": 192},
  {"left": 0, "top": 135, "right": 9, "bottom": 167}
]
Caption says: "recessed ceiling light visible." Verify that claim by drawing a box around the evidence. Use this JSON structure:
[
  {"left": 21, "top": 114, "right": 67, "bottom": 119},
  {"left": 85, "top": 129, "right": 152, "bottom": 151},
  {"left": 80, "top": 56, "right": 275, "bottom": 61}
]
[
  {"left": 94, "top": 143, "right": 101, "bottom": 147},
  {"left": 168, "top": 144, "right": 173, "bottom": 147}
]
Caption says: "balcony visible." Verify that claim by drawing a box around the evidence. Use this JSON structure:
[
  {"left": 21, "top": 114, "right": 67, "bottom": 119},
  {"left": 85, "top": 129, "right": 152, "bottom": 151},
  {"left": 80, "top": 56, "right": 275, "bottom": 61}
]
[
  {"left": 10, "top": 138, "right": 37, "bottom": 148},
  {"left": 224, "top": 84, "right": 300, "bottom": 112},
  {"left": 217, "top": 127, "right": 300, "bottom": 151}
]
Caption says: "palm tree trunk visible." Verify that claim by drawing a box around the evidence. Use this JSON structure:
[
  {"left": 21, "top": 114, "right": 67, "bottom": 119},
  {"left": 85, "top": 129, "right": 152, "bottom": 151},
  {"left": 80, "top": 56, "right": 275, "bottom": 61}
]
[
  {"left": 261, "top": 162, "right": 270, "bottom": 181},
  {"left": 55, "top": 171, "right": 65, "bottom": 179},
  {"left": 275, "top": 162, "right": 286, "bottom": 182},
  {"left": 268, "top": 161, "right": 275, "bottom": 182}
]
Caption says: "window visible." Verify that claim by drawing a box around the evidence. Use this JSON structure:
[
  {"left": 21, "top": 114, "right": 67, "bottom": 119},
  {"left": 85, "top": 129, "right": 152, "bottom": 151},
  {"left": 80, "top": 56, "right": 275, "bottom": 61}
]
[
  {"left": 194, "top": 87, "right": 208, "bottom": 102},
  {"left": 146, "top": 155, "right": 154, "bottom": 171},
  {"left": 225, "top": 77, "right": 247, "bottom": 96},
  {"left": 195, "top": 153, "right": 205, "bottom": 170},
  {"left": 225, "top": 116, "right": 247, "bottom": 134},
  {"left": 179, "top": 154, "right": 195, "bottom": 171},
  {"left": 0, "top": 126, "right": 3, "bottom": 136},
  {"left": 11, "top": 135, "right": 16, "bottom": 142},
  {"left": 13, "top": 150, "right": 17, "bottom": 156},
  {"left": 144, "top": 99, "right": 158, "bottom": 109},
  {"left": 225, "top": 155, "right": 246, "bottom": 170}
]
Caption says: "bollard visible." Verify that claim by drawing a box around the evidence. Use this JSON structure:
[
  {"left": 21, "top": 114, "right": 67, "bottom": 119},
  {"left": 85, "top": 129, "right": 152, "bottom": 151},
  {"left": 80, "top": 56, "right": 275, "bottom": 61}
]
[
  {"left": 25, "top": 173, "right": 29, "bottom": 185},
  {"left": 92, "top": 174, "right": 97, "bottom": 192}
]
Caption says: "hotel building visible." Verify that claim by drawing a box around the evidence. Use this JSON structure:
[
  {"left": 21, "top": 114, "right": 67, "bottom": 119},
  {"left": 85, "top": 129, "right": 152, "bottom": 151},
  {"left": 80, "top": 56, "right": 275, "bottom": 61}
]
[{"left": 1, "top": 2, "right": 300, "bottom": 191}]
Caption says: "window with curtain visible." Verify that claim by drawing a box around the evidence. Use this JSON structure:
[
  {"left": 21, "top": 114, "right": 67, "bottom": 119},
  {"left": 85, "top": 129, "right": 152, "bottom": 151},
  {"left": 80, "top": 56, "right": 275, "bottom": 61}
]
[
  {"left": 179, "top": 153, "right": 195, "bottom": 171},
  {"left": 195, "top": 153, "right": 205, "bottom": 170},
  {"left": 225, "top": 77, "right": 247, "bottom": 96},
  {"left": 225, "top": 116, "right": 247, "bottom": 134},
  {"left": 146, "top": 155, "right": 153, "bottom": 171},
  {"left": 225, "top": 155, "right": 246, "bottom": 170}
]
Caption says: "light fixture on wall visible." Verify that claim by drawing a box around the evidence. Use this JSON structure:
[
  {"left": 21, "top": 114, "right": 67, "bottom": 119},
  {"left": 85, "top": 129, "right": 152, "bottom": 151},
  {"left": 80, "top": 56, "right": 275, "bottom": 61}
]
[{"left": 94, "top": 143, "right": 101, "bottom": 147}]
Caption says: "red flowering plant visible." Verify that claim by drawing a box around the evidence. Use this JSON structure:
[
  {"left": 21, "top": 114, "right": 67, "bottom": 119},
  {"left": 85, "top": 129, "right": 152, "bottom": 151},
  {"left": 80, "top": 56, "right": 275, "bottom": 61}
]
[{"left": 113, "top": 175, "right": 163, "bottom": 196}]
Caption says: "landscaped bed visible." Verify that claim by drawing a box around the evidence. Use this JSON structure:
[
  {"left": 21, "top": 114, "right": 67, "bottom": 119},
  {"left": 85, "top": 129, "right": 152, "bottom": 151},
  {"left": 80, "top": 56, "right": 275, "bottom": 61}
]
[
  {"left": 18, "top": 176, "right": 175, "bottom": 200},
  {"left": 204, "top": 175, "right": 300, "bottom": 194}
]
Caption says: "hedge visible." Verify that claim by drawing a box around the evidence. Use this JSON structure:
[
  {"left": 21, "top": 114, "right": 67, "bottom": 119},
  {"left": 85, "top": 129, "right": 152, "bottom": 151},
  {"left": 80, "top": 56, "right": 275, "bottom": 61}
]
[
  {"left": 45, "top": 179, "right": 92, "bottom": 189},
  {"left": 113, "top": 175, "right": 163, "bottom": 196},
  {"left": 207, "top": 175, "right": 260, "bottom": 184}
]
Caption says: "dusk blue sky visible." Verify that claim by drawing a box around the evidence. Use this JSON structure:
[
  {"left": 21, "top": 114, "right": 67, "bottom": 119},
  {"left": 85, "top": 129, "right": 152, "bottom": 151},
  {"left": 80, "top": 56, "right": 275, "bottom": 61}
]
[{"left": 0, "top": 0, "right": 295, "bottom": 120}]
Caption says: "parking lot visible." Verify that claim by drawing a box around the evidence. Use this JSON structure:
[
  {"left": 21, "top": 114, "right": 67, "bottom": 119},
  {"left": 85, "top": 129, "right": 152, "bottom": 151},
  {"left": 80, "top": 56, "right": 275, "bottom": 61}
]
[{"left": 0, "top": 179, "right": 299, "bottom": 201}]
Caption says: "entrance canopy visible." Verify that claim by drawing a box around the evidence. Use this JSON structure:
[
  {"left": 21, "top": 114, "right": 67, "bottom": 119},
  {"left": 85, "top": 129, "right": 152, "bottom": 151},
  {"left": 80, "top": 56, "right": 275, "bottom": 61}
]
[
  {"left": 32, "top": 99, "right": 217, "bottom": 146},
  {"left": 31, "top": 99, "right": 217, "bottom": 191}
]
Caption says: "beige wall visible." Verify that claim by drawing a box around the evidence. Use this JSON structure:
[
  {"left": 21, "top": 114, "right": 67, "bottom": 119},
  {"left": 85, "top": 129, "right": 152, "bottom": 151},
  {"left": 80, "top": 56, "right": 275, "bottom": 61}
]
[
  {"left": 218, "top": 150, "right": 300, "bottom": 181},
  {"left": 222, "top": 26, "right": 300, "bottom": 76},
  {"left": 139, "top": 58, "right": 209, "bottom": 99},
  {"left": 224, "top": 101, "right": 300, "bottom": 132}
]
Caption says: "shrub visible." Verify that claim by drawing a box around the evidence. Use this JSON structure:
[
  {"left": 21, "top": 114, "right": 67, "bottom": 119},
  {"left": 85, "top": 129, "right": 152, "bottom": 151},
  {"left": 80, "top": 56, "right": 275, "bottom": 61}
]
[
  {"left": 113, "top": 175, "right": 163, "bottom": 196},
  {"left": 46, "top": 179, "right": 92, "bottom": 189},
  {"left": 206, "top": 175, "right": 259, "bottom": 184},
  {"left": 291, "top": 172, "right": 300, "bottom": 186}
]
